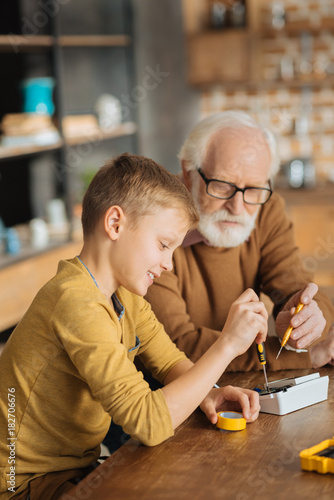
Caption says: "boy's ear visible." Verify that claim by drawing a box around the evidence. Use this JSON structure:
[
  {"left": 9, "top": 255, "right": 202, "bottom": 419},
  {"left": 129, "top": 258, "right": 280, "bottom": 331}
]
[{"left": 104, "top": 206, "right": 124, "bottom": 240}]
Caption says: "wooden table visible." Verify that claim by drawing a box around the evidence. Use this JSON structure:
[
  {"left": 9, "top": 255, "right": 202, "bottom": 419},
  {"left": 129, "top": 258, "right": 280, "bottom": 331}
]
[{"left": 67, "top": 368, "right": 334, "bottom": 500}]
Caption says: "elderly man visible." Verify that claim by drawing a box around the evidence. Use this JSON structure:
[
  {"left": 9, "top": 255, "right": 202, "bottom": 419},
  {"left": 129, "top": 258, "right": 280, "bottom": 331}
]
[{"left": 146, "top": 111, "right": 334, "bottom": 371}]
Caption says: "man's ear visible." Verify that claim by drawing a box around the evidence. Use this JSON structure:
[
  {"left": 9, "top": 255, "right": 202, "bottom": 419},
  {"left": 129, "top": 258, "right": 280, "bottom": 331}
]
[
  {"left": 104, "top": 206, "right": 124, "bottom": 240},
  {"left": 181, "top": 160, "right": 192, "bottom": 191}
]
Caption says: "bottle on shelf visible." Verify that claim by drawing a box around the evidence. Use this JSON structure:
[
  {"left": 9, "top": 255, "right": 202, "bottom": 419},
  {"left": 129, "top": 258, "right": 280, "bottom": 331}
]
[
  {"left": 271, "top": 1, "right": 286, "bottom": 30},
  {"left": 229, "top": 1, "right": 246, "bottom": 28},
  {"left": 210, "top": 1, "right": 246, "bottom": 30},
  {"left": 211, "top": 2, "right": 228, "bottom": 29}
]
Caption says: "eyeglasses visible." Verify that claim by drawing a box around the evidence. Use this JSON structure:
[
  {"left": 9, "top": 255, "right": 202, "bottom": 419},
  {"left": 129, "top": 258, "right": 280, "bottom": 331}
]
[{"left": 197, "top": 169, "right": 273, "bottom": 205}]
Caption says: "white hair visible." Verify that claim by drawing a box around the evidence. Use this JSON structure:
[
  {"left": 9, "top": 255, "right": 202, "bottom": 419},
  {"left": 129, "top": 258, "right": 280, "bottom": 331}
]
[{"left": 178, "top": 111, "right": 280, "bottom": 178}]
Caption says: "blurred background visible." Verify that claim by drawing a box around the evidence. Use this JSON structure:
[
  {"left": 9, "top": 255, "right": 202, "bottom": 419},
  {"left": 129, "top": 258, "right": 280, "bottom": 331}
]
[{"left": 0, "top": 0, "right": 333, "bottom": 342}]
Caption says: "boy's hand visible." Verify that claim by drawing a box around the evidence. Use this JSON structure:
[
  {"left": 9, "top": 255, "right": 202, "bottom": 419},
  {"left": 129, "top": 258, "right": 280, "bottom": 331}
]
[
  {"left": 200, "top": 385, "right": 260, "bottom": 424},
  {"left": 275, "top": 283, "right": 325, "bottom": 349},
  {"left": 222, "top": 288, "right": 268, "bottom": 358}
]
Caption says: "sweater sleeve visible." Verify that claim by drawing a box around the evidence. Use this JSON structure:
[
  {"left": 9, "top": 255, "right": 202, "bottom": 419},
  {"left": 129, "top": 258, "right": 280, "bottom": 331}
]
[
  {"left": 52, "top": 289, "right": 175, "bottom": 446},
  {"left": 145, "top": 262, "right": 221, "bottom": 362},
  {"left": 129, "top": 294, "right": 188, "bottom": 382},
  {"left": 257, "top": 193, "right": 334, "bottom": 344}
]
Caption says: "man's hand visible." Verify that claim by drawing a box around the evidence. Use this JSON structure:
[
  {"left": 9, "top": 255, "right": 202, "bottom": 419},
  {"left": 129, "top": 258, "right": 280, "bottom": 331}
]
[
  {"left": 200, "top": 385, "right": 260, "bottom": 424},
  {"left": 275, "top": 283, "right": 326, "bottom": 349},
  {"left": 310, "top": 326, "right": 334, "bottom": 368}
]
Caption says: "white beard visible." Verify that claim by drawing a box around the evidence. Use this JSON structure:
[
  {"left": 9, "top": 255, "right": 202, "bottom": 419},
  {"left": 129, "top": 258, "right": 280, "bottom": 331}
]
[
  {"left": 189, "top": 171, "right": 260, "bottom": 248},
  {"left": 196, "top": 208, "right": 258, "bottom": 248}
]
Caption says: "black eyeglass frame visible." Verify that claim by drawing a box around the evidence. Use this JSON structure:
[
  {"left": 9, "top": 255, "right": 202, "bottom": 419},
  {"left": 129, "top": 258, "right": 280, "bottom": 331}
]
[{"left": 197, "top": 168, "right": 273, "bottom": 206}]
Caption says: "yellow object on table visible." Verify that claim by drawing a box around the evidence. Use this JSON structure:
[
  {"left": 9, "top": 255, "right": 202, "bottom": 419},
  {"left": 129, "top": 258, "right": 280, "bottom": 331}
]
[
  {"left": 300, "top": 437, "right": 334, "bottom": 474},
  {"left": 216, "top": 411, "right": 246, "bottom": 431}
]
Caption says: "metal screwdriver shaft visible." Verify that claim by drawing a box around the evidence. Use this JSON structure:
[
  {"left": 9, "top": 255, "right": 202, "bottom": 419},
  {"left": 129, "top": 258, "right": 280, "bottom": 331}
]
[
  {"left": 276, "top": 345, "right": 283, "bottom": 360},
  {"left": 262, "top": 363, "right": 269, "bottom": 392}
]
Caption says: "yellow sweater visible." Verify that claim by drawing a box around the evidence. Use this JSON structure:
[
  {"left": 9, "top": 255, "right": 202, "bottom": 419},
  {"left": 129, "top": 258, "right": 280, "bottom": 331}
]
[{"left": 0, "top": 258, "right": 187, "bottom": 496}]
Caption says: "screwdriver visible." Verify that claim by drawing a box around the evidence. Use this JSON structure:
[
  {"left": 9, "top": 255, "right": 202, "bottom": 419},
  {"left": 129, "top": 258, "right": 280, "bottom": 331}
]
[
  {"left": 276, "top": 301, "right": 304, "bottom": 360},
  {"left": 256, "top": 342, "right": 269, "bottom": 392}
]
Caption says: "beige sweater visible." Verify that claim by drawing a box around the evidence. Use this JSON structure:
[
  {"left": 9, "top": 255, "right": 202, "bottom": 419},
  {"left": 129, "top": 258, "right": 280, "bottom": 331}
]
[
  {"left": 146, "top": 193, "right": 334, "bottom": 371},
  {"left": 0, "top": 258, "right": 187, "bottom": 496}
]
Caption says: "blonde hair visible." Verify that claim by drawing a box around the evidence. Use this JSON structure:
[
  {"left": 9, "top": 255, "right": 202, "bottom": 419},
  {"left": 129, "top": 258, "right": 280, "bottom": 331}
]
[
  {"left": 81, "top": 153, "right": 199, "bottom": 238},
  {"left": 179, "top": 111, "right": 279, "bottom": 178}
]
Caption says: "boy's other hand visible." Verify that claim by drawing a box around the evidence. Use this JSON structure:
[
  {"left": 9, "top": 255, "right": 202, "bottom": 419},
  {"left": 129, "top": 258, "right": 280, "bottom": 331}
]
[{"left": 200, "top": 385, "right": 260, "bottom": 424}]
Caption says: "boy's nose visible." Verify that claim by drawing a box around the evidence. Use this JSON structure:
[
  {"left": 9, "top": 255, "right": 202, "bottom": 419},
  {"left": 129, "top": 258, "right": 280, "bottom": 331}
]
[{"left": 162, "top": 256, "right": 173, "bottom": 272}]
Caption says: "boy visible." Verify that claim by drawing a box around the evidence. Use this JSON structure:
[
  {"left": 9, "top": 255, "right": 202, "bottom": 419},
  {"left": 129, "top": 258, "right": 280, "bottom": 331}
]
[{"left": 0, "top": 154, "right": 268, "bottom": 499}]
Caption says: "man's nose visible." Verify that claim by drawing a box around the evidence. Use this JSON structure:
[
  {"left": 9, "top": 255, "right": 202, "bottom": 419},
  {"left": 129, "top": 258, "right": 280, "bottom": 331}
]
[{"left": 224, "top": 191, "right": 245, "bottom": 215}]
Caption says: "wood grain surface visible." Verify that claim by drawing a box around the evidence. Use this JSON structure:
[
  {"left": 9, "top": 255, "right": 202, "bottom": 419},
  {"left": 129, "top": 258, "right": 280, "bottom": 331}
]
[{"left": 66, "top": 368, "right": 334, "bottom": 500}]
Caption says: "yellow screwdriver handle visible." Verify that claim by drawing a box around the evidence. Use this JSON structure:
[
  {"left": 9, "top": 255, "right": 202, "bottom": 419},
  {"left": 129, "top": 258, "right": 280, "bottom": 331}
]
[
  {"left": 256, "top": 342, "right": 266, "bottom": 365},
  {"left": 281, "top": 301, "right": 304, "bottom": 348}
]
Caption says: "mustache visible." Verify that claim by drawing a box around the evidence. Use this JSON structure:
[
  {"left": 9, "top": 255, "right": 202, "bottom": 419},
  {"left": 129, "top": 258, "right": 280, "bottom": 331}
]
[{"left": 199, "top": 209, "right": 253, "bottom": 226}]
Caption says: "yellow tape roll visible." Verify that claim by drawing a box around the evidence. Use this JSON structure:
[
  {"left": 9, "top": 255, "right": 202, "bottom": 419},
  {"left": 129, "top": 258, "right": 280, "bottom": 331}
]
[{"left": 216, "top": 411, "right": 246, "bottom": 431}]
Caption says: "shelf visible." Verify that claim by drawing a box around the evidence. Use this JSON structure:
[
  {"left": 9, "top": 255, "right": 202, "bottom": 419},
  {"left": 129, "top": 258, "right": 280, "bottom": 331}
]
[
  {"left": 0, "top": 239, "right": 83, "bottom": 331},
  {"left": 0, "top": 235, "right": 68, "bottom": 270},
  {"left": 64, "top": 122, "right": 137, "bottom": 146},
  {"left": 259, "top": 22, "right": 334, "bottom": 38},
  {"left": 0, "top": 34, "right": 131, "bottom": 51},
  {"left": 265, "top": 76, "right": 334, "bottom": 89},
  {"left": 0, "top": 140, "right": 63, "bottom": 159},
  {"left": 57, "top": 35, "right": 132, "bottom": 47},
  {"left": 0, "top": 122, "right": 137, "bottom": 160},
  {"left": 0, "top": 35, "right": 53, "bottom": 51},
  {"left": 197, "top": 75, "right": 334, "bottom": 91}
]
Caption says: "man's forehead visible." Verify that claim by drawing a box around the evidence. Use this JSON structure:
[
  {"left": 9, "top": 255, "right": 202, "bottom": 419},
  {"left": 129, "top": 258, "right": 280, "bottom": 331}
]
[
  {"left": 204, "top": 127, "right": 271, "bottom": 177},
  {"left": 206, "top": 126, "right": 268, "bottom": 154}
]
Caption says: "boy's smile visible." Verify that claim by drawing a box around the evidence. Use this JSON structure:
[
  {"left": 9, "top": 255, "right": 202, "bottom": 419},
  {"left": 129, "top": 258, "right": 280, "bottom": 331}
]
[{"left": 147, "top": 270, "right": 158, "bottom": 285}]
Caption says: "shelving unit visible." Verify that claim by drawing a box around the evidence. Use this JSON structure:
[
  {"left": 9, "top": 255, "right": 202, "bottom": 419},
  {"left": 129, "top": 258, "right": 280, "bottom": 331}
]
[
  {"left": 182, "top": 0, "right": 334, "bottom": 89},
  {"left": 182, "top": 0, "right": 259, "bottom": 86},
  {"left": 0, "top": 0, "right": 137, "bottom": 331}
]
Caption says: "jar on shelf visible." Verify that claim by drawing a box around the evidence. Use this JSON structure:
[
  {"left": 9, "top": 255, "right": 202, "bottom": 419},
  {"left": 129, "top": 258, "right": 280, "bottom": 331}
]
[{"left": 21, "top": 77, "right": 55, "bottom": 116}]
